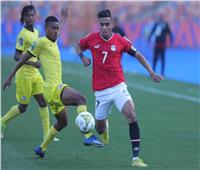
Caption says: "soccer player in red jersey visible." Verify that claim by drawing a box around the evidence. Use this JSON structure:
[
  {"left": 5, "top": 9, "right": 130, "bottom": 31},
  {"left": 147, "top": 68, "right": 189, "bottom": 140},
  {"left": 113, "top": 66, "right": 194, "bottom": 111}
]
[{"left": 75, "top": 9, "right": 163, "bottom": 167}]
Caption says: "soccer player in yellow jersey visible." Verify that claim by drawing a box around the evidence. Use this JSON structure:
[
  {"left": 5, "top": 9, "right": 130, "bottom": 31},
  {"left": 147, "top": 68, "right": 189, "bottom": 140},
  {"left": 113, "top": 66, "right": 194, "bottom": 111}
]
[
  {"left": 1, "top": 5, "right": 50, "bottom": 140},
  {"left": 3, "top": 10, "right": 103, "bottom": 157}
]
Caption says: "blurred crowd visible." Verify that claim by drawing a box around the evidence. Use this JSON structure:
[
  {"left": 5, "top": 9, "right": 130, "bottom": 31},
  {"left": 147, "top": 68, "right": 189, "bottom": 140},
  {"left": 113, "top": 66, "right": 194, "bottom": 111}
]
[{"left": 1, "top": 1, "right": 200, "bottom": 48}]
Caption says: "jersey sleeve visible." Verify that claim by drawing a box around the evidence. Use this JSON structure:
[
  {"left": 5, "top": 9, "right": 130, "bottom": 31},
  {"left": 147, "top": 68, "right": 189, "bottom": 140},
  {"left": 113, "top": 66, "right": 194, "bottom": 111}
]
[
  {"left": 79, "top": 33, "right": 92, "bottom": 51},
  {"left": 120, "top": 36, "right": 132, "bottom": 52},
  {"left": 27, "top": 39, "right": 43, "bottom": 58},
  {"left": 16, "top": 32, "right": 26, "bottom": 52}
]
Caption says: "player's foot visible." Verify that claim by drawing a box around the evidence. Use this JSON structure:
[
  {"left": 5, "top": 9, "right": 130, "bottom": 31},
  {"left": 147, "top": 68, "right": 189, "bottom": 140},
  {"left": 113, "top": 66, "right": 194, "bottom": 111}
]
[
  {"left": 132, "top": 158, "right": 148, "bottom": 167},
  {"left": 34, "top": 146, "right": 45, "bottom": 158},
  {"left": 84, "top": 135, "right": 104, "bottom": 147},
  {"left": 101, "top": 119, "right": 109, "bottom": 144},
  {"left": 53, "top": 137, "right": 60, "bottom": 142}
]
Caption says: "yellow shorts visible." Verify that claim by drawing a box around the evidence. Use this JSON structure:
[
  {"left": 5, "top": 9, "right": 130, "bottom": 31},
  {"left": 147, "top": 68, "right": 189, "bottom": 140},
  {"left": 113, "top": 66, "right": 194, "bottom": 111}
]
[
  {"left": 44, "top": 83, "right": 69, "bottom": 115},
  {"left": 15, "top": 74, "right": 44, "bottom": 104}
]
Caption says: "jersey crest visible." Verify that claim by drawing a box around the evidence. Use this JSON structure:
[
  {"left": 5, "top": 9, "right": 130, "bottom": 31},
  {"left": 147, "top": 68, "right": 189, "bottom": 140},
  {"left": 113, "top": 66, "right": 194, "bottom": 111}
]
[
  {"left": 94, "top": 44, "right": 100, "bottom": 49},
  {"left": 21, "top": 96, "right": 27, "bottom": 101},
  {"left": 31, "top": 41, "right": 37, "bottom": 50},
  {"left": 18, "top": 37, "right": 24, "bottom": 46},
  {"left": 111, "top": 45, "right": 116, "bottom": 51}
]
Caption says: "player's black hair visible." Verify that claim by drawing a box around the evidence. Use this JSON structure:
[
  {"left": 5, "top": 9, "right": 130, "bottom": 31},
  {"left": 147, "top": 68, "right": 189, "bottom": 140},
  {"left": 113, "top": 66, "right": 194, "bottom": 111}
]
[
  {"left": 45, "top": 16, "right": 59, "bottom": 27},
  {"left": 20, "top": 5, "right": 36, "bottom": 25},
  {"left": 98, "top": 9, "right": 112, "bottom": 18}
]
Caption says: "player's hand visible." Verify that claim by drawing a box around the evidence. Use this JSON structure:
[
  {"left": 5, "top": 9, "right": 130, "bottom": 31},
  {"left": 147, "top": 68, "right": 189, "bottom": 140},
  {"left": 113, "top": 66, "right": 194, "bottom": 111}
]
[
  {"left": 58, "top": 7, "right": 68, "bottom": 36},
  {"left": 61, "top": 7, "right": 68, "bottom": 20},
  {"left": 82, "top": 56, "right": 91, "bottom": 67},
  {"left": 151, "top": 72, "right": 164, "bottom": 83},
  {"left": 3, "top": 78, "right": 12, "bottom": 90}
]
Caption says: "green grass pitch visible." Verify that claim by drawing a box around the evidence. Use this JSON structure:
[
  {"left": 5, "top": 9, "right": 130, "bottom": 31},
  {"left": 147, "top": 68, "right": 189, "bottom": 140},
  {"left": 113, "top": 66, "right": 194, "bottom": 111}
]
[{"left": 1, "top": 57, "right": 199, "bottom": 170}]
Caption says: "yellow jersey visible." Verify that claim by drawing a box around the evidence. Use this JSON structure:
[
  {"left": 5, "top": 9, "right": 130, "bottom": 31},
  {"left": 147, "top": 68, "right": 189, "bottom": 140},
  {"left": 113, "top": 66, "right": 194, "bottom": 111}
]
[
  {"left": 16, "top": 27, "right": 39, "bottom": 78},
  {"left": 28, "top": 36, "right": 62, "bottom": 87}
]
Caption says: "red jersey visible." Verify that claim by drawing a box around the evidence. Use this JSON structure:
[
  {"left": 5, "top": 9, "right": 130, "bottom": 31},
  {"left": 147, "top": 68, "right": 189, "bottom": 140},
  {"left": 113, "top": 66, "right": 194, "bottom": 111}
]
[{"left": 79, "top": 32, "right": 132, "bottom": 91}]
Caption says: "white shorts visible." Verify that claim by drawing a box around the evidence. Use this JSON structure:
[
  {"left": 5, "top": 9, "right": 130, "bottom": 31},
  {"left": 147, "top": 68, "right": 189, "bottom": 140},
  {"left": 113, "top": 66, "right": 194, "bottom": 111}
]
[{"left": 95, "top": 82, "right": 133, "bottom": 120}]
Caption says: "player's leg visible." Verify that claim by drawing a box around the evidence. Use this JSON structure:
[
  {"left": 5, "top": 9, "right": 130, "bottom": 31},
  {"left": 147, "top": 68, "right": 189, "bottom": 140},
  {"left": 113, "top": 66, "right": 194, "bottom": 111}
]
[
  {"left": 34, "top": 75, "right": 60, "bottom": 142},
  {"left": 1, "top": 77, "right": 30, "bottom": 138},
  {"left": 61, "top": 86, "right": 103, "bottom": 147},
  {"left": 95, "top": 92, "right": 112, "bottom": 145},
  {"left": 1, "top": 103, "right": 28, "bottom": 127},
  {"left": 35, "top": 108, "right": 67, "bottom": 157},
  {"left": 32, "top": 75, "right": 50, "bottom": 139},
  {"left": 1, "top": 103, "right": 28, "bottom": 138},
  {"left": 121, "top": 101, "right": 147, "bottom": 167},
  {"left": 34, "top": 93, "right": 60, "bottom": 142},
  {"left": 160, "top": 48, "right": 165, "bottom": 76},
  {"left": 95, "top": 119, "right": 109, "bottom": 144},
  {"left": 33, "top": 94, "right": 50, "bottom": 139},
  {"left": 153, "top": 47, "right": 159, "bottom": 72},
  {"left": 114, "top": 84, "right": 147, "bottom": 167}
]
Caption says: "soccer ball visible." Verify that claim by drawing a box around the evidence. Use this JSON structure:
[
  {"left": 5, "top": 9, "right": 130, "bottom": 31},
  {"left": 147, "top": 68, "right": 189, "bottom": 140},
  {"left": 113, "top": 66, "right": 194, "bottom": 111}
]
[{"left": 75, "top": 112, "right": 95, "bottom": 134}]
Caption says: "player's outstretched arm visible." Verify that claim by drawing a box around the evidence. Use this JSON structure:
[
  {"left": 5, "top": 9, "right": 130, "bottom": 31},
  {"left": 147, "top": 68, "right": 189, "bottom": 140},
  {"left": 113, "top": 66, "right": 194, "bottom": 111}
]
[
  {"left": 3, "top": 53, "right": 33, "bottom": 90},
  {"left": 75, "top": 43, "right": 91, "bottom": 67},
  {"left": 13, "top": 49, "right": 22, "bottom": 62},
  {"left": 24, "top": 61, "right": 41, "bottom": 68},
  {"left": 13, "top": 49, "right": 40, "bottom": 68},
  {"left": 58, "top": 7, "right": 68, "bottom": 35},
  {"left": 128, "top": 49, "right": 163, "bottom": 83}
]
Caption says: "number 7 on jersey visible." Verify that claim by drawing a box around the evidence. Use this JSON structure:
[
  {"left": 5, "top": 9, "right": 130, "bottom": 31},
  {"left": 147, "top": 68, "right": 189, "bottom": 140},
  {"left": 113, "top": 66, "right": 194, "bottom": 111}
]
[{"left": 102, "top": 51, "right": 108, "bottom": 64}]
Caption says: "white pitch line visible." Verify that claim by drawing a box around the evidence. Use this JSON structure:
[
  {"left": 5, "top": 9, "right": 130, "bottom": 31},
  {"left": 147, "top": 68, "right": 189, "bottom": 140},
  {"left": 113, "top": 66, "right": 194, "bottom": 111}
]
[
  {"left": 63, "top": 67, "right": 200, "bottom": 103},
  {"left": 128, "top": 83, "right": 200, "bottom": 103}
]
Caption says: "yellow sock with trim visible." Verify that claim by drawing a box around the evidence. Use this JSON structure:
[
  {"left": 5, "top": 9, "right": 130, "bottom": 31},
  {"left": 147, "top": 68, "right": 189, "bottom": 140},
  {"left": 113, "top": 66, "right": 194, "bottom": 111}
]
[
  {"left": 39, "top": 106, "right": 50, "bottom": 138},
  {"left": 1, "top": 105, "right": 20, "bottom": 126},
  {"left": 77, "top": 105, "right": 93, "bottom": 139},
  {"left": 77, "top": 105, "right": 87, "bottom": 114},
  {"left": 100, "top": 119, "right": 109, "bottom": 144},
  {"left": 41, "top": 126, "right": 58, "bottom": 151},
  {"left": 100, "top": 129, "right": 109, "bottom": 144}
]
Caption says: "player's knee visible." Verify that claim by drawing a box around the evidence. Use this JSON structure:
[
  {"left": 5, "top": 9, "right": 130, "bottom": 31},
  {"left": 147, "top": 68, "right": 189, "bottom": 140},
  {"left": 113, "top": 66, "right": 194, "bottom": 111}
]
[
  {"left": 76, "top": 93, "right": 86, "bottom": 105},
  {"left": 38, "top": 100, "right": 47, "bottom": 108},
  {"left": 55, "top": 119, "right": 68, "bottom": 131},
  {"left": 122, "top": 102, "right": 137, "bottom": 123},
  {"left": 123, "top": 109, "right": 137, "bottom": 123},
  {"left": 127, "top": 116, "right": 136, "bottom": 123},
  {"left": 18, "top": 104, "right": 28, "bottom": 113}
]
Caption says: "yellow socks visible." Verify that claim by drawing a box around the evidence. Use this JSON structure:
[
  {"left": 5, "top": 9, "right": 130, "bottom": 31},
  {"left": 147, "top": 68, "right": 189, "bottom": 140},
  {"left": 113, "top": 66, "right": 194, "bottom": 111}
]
[
  {"left": 41, "top": 126, "right": 58, "bottom": 151},
  {"left": 100, "top": 119, "right": 109, "bottom": 144},
  {"left": 77, "top": 105, "right": 87, "bottom": 113},
  {"left": 1, "top": 105, "right": 20, "bottom": 126},
  {"left": 77, "top": 105, "right": 93, "bottom": 139},
  {"left": 84, "top": 132, "right": 93, "bottom": 138},
  {"left": 100, "top": 129, "right": 109, "bottom": 144},
  {"left": 39, "top": 107, "right": 50, "bottom": 138}
]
